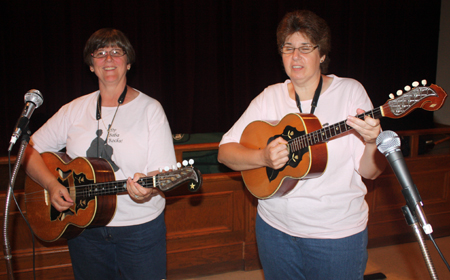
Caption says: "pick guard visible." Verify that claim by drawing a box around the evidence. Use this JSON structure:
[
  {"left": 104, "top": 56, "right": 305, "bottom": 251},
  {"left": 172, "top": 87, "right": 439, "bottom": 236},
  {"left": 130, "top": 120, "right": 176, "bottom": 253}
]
[
  {"left": 50, "top": 171, "right": 95, "bottom": 222},
  {"left": 266, "top": 125, "right": 307, "bottom": 182}
]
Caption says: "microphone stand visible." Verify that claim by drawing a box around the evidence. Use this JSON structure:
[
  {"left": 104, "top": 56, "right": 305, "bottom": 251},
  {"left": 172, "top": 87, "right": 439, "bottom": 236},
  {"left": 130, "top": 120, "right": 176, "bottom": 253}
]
[
  {"left": 401, "top": 195, "right": 438, "bottom": 279},
  {"left": 2, "top": 129, "right": 30, "bottom": 280}
]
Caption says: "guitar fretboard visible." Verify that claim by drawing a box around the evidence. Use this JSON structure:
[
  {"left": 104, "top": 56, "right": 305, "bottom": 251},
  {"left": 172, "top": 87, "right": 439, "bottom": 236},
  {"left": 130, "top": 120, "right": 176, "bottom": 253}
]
[
  {"left": 71, "top": 167, "right": 199, "bottom": 198},
  {"left": 289, "top": 107, "right": 384, "bottom": 152},
  {"left": 287, "top": 85, "right": 444, "bottom": 152},
  {"left": 76, "top": 177, "right": 155, "bottom": 198}
]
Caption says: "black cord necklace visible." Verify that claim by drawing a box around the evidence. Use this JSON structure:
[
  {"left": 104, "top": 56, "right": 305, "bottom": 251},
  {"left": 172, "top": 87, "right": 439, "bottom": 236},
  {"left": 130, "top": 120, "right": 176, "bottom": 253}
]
[
  {"left": 295, "top": 75, "right": 323, "bottom": 114},
  {"left": 96, "top": 85, "right": 127, "bottom": 157}
]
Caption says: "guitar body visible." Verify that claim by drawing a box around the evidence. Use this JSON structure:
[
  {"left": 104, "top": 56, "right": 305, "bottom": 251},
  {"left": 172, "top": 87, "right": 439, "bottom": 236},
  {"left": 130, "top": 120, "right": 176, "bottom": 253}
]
[
  {"left": 240, "top": 113, "right": 328, "bottom": 199},
  {"left": 25, "top": 152, "right": 117, "bottom": 242}
]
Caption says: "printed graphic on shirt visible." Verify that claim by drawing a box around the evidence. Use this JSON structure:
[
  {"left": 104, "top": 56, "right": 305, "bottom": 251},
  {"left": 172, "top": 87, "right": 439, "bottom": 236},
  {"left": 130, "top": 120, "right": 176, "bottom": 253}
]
[{"left": 86, "top": 129, "right": 120, "bottom": 171}]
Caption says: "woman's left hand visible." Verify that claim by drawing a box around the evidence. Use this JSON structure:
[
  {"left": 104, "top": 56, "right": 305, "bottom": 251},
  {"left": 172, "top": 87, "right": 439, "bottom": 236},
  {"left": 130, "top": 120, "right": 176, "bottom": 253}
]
[
  {"left": 346, "top": 108, "right": 381, "bottom": 144},
  {"left": 127, "top": 172, "right": 161, "bottom": 202}
]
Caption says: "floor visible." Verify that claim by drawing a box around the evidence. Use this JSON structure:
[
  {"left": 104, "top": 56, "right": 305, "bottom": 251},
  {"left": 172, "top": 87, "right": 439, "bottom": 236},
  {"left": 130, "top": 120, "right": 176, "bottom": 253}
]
[{"left": 183, "top": 236, "right": 450, "bottom": 280}]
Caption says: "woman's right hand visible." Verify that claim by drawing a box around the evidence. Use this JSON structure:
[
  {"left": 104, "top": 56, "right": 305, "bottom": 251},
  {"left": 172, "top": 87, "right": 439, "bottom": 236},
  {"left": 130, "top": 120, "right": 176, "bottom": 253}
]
[
  {"left": 22, "top": 145, "right": 74, "bottom": 212},
  {"left": 219, "top": 138, "right": 290, "bottom": 172},
  {"left": 47, "top": 180, "right": 74, "bottom": 212},
  {"left": 262, "top": 136, "right": 289, "bottom": 170}
]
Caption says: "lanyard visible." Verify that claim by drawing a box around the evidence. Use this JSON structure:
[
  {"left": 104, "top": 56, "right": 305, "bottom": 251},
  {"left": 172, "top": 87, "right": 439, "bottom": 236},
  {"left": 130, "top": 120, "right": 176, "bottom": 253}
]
[
  {"left": 96, "top": 85, "right": 128, "bottom": 158},
  {"left": 295, "top": 76, "right": 323, "bottom": 114},
  {"left": 96, "top": 85, "right": 128, "bottom": 120}
]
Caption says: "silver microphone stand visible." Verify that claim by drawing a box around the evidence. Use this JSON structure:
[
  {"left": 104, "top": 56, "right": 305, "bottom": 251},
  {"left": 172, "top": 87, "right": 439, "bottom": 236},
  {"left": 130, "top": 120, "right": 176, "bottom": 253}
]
[
  {"left": 401, "top": 204, "right": 438, "bottom": 279},
  {"left": 2, "top": 130, "right": 31, "bottom": 280}
]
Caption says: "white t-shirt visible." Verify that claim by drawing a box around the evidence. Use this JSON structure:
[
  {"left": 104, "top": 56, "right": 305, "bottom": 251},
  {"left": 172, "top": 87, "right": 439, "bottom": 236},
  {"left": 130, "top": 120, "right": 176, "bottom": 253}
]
[
  {"left": 220, "top": 75, "right": 373, "bottom": 239},
  {"left": 31, "top": 89, "right": 176, "bottom": 227}
]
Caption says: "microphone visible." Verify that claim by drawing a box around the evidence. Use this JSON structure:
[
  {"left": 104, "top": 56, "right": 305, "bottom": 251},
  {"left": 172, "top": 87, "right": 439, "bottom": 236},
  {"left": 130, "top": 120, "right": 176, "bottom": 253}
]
[
  {"left": 8, "top": 89, "right": 44, "bottom": 151},
  {"left": 376, "top": 130, "right": 432, "bottom": 234}
]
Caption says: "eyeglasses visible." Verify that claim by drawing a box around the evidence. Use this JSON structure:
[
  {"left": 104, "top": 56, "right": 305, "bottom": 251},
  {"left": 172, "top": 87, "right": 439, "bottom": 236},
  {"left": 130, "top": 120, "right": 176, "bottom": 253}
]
[
  {"left": 281, "top": 44, "right": 318, "bottom": 54},
  {"left": 91, "top": 49, "right": 127, "bottom": 59}
]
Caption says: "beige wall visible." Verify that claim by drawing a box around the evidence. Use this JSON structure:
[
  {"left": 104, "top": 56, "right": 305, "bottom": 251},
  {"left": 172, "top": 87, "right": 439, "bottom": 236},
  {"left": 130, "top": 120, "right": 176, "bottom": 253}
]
[{"left": 435, "top": 0, "right": 450, "bottom": 125}]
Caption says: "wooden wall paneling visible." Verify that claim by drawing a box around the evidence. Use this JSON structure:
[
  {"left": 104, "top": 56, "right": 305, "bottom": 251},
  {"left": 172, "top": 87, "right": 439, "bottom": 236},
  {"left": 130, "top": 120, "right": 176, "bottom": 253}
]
[
  {"left": 165, "top": 172, "right": 248, "bottom": 279},
  {"left": 1, "top": 267, "right": 75, "bottom": 280},
  {"left": 243, "top": 189, "right": 261, "bottom": 271},
  {"left": 366, "top": 154, "right": 450, "bottom": 247},
  {"left": 0, "top": 191, "right": 73, "bottom": 279}
]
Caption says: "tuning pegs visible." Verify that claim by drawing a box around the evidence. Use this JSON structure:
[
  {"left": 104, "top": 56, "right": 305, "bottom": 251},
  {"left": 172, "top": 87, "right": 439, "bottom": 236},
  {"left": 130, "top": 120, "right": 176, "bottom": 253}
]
[
  {"left": 181, "top": 159, "right": 195, "bottom": 167},
  {"left": 389, "top": 80, "right": 430, "bottom": 100},
  {"left": 411, "top": 80, "right": 427, "bottom": 87},
  {"left": 159, "top": 160, "right": 193, "bottom": 172},
  {"left": 159, "top": 166, "right": 170, "bottom": 172},
  {"left": 390, "top": 87, "right": 408, "bottom": 99},
  {"left": 410, "top": 80, "right": 427, "bottom": 87}
]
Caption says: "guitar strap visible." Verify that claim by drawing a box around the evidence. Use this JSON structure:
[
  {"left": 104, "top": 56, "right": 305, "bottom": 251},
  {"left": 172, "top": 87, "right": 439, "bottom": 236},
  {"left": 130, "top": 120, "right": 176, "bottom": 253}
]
[{"left": 295, "top": 75, "right": 322, "bottom": 114}]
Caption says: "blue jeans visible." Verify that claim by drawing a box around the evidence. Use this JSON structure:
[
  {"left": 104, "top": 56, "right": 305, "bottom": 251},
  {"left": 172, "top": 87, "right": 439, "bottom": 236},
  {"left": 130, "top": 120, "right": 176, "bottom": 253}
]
[
  {"left": 67, "top": 212, "right": 166, "bottom": 280},
  {"left": 256, "top": 213, "right": 368, "bottom": 280}
]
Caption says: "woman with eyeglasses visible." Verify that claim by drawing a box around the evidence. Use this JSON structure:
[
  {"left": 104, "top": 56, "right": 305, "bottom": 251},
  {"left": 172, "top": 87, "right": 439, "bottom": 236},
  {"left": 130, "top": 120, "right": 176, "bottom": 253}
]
[
  {"left": 218, "top": 10, "right": 386, "bottom": 279},
  {"left": 22, "top": 28, "right": 175, "bottom": 279}
]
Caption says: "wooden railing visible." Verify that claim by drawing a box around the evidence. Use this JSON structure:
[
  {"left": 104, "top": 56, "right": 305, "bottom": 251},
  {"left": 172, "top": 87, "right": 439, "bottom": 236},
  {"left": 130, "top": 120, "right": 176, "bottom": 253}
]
[
  {"left": 396, "top": 127, "right": 450, "bottom": 157},
  {"left": 175, "top": 142, "right": 220, "bottom": 163}
]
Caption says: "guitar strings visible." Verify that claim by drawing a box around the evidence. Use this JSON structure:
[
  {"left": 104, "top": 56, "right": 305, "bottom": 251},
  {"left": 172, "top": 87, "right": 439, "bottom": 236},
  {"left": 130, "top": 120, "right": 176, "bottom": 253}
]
[
  {"left": 286, "top": 106, "right": 383, "bottom": 152},
  {"left": 24, "top": 178, "right": 156, "bottom": 202},
  {"left": 24, "top": 169, "right": 191, "bottom": 202},
  {"left": 285, "top": 85, "right": 438, "bottom": 153}
]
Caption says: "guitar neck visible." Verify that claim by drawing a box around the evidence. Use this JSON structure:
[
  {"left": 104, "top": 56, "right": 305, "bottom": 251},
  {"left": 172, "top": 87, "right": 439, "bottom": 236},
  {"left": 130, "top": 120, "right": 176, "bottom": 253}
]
[
  {"left": 75, "top": 177, "right": 155, "bottom": 198},
  {"left": 290, "top": 107, "right": 384, "bottom": 150},
  {"left": 289, "top": 83, "right": 448, "bottom": 151},
  {"left": 72, "top": 166, "right": 201, "bottom": 198}
]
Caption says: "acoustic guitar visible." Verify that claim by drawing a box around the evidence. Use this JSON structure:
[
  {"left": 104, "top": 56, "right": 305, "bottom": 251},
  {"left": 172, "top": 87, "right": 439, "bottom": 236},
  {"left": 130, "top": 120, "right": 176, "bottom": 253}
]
[
  {"left": 24, "top": 152, "right": 202, "bottom": 242},
  {"left": 240, "top": 83, "right": 447, "bottom": 199}
]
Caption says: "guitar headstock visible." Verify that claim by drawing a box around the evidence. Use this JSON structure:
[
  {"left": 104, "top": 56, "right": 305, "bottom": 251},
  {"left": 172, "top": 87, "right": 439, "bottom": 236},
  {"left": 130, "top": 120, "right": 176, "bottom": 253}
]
[
  {"left": 382, "top": 80, "right": 448, "bottom": 119},
  {"left": 152, "top": 160, "right": 202, "bottom": 192}
]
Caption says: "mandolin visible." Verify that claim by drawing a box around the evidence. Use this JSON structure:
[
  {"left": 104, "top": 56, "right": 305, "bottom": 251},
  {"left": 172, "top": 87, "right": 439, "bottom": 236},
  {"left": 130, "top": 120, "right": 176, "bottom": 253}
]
[
  {"left": 240, "top": 83, "right": 447, "bottom": 199},
  {"left": 24, "top": 152, "right": 202, "bottom": 242}
]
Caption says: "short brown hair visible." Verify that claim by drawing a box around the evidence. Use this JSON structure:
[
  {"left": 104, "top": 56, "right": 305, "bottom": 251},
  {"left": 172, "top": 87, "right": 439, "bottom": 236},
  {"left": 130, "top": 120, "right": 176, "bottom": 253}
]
[
  {"left": 277, "top": 10, "right": 331, "bottom": 73},
  {"left": 83, "top": 28, "right": 136, "bottom": 67}
]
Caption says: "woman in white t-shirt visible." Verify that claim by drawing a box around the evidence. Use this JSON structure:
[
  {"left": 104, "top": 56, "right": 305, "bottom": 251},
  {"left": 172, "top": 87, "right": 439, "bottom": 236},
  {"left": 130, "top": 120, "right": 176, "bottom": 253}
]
[
  {"left": 218, "top": 10, "right": 386, "bottom": 280},
  {"left": 22, "top": 28, "right": 176, "bottom": 280}
]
